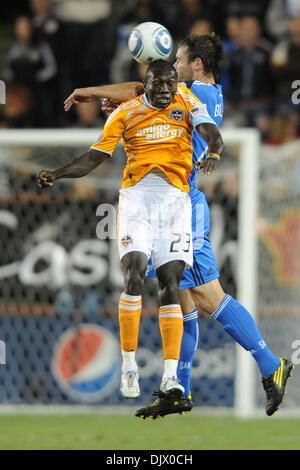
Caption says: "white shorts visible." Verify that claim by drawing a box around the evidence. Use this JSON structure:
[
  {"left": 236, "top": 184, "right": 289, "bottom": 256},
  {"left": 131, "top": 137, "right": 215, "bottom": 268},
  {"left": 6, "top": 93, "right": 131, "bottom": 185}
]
[{"left": 117, "top": 174, "right": 193, "bottom": 271}]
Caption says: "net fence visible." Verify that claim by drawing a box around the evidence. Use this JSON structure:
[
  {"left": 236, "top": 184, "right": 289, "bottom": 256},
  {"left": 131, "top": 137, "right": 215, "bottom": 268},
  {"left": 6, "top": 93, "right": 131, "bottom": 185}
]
[
  {"left": 0, "top": 131, "right": 298, "bottom": 411},
  {"left": 254, "top": 140, "right": 300, "bottom": 409}
]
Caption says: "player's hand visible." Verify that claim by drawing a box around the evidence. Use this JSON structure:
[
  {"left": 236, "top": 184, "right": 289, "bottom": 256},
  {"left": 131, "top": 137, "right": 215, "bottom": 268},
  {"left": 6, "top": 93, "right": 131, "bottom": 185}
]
[
  {"left": 37, "top": 170, "right": 56, "bottom": 188},
  {"left": 101, "top": 98, "right": 119, "bottom": 115},
  {"left": 64, "top": 88, "right": 94, "bottom": 111},
  {"left": 198, "top": 157, "right": 219, "bottom": 176}
]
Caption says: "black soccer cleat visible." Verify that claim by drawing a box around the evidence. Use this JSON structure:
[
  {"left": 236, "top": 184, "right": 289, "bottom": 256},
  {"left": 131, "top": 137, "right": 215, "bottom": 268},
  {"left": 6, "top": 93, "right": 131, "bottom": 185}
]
[
  {"left": 135, "top": 390, "right": 194, "bottom": 420},
  {"left": 262, "top": 357, "right": 294, "bottom": 416}
]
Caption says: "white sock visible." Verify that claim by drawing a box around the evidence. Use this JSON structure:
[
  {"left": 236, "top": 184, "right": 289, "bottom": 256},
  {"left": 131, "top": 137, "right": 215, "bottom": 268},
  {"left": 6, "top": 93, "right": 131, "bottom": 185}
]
[
  {"left": 163, "top": 359, "right": 178, "bottom": 379},
  {"left": 121, "top": 350, "right": 138, "bottom": 373}
]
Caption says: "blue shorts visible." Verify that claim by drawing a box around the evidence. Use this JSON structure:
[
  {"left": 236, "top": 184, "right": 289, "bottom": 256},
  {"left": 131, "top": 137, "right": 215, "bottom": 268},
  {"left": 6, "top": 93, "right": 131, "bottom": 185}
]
[{"left": 146, "top": 185, "right": 219, "bottom": 289}]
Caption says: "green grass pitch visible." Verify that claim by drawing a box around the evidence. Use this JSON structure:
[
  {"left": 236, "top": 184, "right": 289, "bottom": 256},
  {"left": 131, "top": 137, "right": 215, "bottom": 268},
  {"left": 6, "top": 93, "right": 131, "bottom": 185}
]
[{"left": 0, "top": 413, "right": 299, "bottom": 450}]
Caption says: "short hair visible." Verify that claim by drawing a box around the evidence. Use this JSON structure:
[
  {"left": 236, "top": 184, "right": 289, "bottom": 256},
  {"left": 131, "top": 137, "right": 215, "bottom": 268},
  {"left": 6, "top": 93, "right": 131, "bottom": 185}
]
[
  {"left": 145, "top": 60, "right": 178, "bottom": 84},
  {"left": 180, "top": 33, "right": 224, "bottom": 82}
]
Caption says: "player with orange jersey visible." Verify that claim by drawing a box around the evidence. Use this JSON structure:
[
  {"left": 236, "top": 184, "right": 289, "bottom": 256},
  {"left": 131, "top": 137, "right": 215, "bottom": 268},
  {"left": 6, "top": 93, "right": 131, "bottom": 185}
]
[{"left": 37, "top": 60, "right": 224, "bottom": 404}]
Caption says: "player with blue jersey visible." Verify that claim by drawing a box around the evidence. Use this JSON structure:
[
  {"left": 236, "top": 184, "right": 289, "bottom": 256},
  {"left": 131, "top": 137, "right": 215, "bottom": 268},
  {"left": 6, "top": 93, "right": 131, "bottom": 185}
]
[
  {"left": 64, "top": 34, "right": 294, "bottom": 418},
  {"left": 137, "top": 34, "right": 293, "bottom": 420}
]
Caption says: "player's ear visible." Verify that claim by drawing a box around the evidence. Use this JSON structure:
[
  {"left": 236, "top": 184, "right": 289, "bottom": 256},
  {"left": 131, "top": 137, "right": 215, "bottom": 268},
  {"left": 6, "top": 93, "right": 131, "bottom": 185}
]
[{"left": 193, "top": 58, "right": 203, "bottom": 72}]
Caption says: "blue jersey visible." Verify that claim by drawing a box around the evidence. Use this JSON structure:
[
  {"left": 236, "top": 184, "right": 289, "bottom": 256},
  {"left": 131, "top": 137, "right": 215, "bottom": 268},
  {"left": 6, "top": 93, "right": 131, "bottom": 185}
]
[{"left": 182, "top": 81, "right": 223, "bottom": 189}]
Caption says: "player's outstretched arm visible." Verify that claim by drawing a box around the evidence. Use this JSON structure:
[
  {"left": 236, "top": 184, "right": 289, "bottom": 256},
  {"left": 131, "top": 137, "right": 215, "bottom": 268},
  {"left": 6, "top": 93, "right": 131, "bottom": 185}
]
[
  {"left": 64, "top": 82, "right": 144, "bottom": 111},
  {"left": 37, "top": 149, "right": 109, "bottom": 188},
  {"left": 195, "top": 123, "right": 225, "bottom": 175}
]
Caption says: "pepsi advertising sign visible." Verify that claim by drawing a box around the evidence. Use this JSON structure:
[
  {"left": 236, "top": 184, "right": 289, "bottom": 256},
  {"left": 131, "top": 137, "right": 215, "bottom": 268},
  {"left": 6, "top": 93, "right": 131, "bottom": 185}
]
[
  {"left": 52, "top": 324, "right": 121, "bottom": 403},
  {"left": 0, "top": 313, "right": 234, "bottom": 406}
]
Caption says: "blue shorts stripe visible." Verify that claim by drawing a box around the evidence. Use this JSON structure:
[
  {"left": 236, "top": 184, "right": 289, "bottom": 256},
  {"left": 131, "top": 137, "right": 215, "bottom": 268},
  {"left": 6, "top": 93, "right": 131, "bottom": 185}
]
[
  {"left": 193, "top": 255, "right": 205, "bottom": 285},
  {"left": 190, "top": 262, "right": 200, "bottom": 286}
]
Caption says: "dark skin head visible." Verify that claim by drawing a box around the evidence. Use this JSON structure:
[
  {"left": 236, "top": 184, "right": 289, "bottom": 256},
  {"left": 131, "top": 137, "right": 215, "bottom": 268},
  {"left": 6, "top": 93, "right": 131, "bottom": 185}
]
[{"left": 144, "top": 69, "right": 177, "bottom": 108}]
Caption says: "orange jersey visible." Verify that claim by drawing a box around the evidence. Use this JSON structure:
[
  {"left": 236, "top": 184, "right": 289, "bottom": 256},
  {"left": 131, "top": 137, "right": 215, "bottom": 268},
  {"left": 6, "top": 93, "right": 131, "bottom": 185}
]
[{"left": 91, "top": 84, "right": 214, "bottom": 192}]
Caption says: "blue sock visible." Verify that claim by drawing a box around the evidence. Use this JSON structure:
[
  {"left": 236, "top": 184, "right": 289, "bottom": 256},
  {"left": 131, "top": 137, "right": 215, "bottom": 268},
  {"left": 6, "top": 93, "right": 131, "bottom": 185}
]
[
  {"left": 177, "top": 309, "right": 199, "bottom": 398},
  {"left": 213, "top": 295, "right": 280, "bottom": 377}
]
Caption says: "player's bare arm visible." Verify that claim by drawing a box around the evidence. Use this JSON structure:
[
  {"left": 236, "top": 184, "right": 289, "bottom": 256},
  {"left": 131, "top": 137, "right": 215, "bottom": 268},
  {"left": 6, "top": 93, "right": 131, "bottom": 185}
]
[
  {"left": 64, "top": 82, "right": 144, "bottom": 111},
  {"left": 37, "top": 149, "right": 108, "bottom": 188},
  {"left": 195, "top": 122, "right": 225, "bottom": 175}
]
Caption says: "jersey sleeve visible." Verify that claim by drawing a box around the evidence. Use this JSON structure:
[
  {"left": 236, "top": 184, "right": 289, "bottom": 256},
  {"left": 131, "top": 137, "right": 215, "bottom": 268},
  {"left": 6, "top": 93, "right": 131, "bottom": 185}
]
[
  {"left": 189, "top": 102, "right": 216, "bottom": 128},
  {"left": 178, "top": 85, "right": 216, "bottom": 128},
  {"left": 90, "top": 107, "right": 126, "bottom": 156}
]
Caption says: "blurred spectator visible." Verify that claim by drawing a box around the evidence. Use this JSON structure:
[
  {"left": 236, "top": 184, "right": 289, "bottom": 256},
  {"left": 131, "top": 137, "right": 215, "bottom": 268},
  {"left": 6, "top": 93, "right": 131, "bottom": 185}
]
[
  {"left": 30, "top": 0, "right": 66, "bottom": 125},
  {"left": 222, "top": 0, "right": 270, "bottom": 24},
  {"left": 271, "top": 14, "right": 300, "bottom": 108},
  {"left": 53, "top": 0, "right": 112, "bottom": 88},
  {"left": 266, "top": 0, "right": 289, "bottom": 41},
  {"left": 225, "top": 16, "right": 274, "bottom": 129},
  {"left": 2, "top": 16, "right": 57, "bottom": 89},
  {"left": 286, "top": 0, "right": 300, "bottom": 17},
  {"left": 224, "top": 16, "right": 241, "bottom": 48},
  {"left": 2, "top": 16, "right": 58, "bottom": 127},
  {"left": 177, "top": 0, "right": 210, "bottom": 39},
  {"left": 31, "top": 0, "right": 64, "bottom": 64},
  {"left": 257, "top": 0, "right": 300, "bottom": 42},
  {"left": 202, "top": 0, "right": 270, "bottom": 38},
  {"left": 219, "top": 16, "right": 240, "bottom": 95},
  {"left": 199, "top": 0, "right": 226, "bottom": 37},
  {"left": 189, "top": 19, "right": 212, "bottom": 37}
]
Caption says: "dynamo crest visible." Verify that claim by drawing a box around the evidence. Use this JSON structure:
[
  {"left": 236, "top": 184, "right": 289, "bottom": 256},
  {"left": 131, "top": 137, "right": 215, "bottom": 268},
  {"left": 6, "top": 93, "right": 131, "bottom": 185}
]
[{"left": 169, "top": 108, "right": 185, "bottom": 122}]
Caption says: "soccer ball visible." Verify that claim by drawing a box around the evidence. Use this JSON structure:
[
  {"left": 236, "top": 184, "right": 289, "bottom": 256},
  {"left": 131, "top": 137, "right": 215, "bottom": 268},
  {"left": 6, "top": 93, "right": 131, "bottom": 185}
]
[{"left": 128, "top": 22, "right": 173, "bottom": 65}]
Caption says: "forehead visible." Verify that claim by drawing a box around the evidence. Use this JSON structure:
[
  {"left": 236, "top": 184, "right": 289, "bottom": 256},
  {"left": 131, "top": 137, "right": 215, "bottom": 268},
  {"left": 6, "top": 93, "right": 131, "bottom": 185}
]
[
  {"left": 176, "top": 45, "right": 188, "bottom": 60},
  {"left": 147, "top": 69, "right": 177, "bottom": 83}
]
